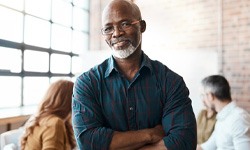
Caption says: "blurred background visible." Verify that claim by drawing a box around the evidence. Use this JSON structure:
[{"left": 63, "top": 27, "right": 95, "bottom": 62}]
[{"left": 0, "top": 0, "right": 249, "bottom": 133}]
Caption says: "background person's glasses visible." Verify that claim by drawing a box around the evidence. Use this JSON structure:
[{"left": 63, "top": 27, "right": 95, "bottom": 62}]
[{"left": 101, "top": 20, "right": 142, "bottom": 35}]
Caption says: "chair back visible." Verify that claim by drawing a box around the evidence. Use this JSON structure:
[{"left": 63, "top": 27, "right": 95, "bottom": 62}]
[{"left": 0, "top": 127, "right": 24, "bottom": 150}]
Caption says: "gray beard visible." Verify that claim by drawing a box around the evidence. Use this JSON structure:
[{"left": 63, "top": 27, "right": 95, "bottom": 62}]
[{"left": 111, "top": 44, "right": 136, "bottom": 59}]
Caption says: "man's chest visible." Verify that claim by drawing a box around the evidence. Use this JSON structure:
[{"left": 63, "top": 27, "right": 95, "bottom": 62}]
[{"left": 99, "top": 77, "right": 163, "bottom": 130}]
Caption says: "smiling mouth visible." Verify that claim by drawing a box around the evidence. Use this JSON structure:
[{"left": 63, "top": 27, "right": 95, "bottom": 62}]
[{"left": 112, "top": 40, "right": 130, "bottom": 48}]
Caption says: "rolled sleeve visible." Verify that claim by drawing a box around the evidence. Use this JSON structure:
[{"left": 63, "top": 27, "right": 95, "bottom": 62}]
[
  {"left": 72, "top": 75, "right": 114, "bottom": 150},
  {"left": 162, "top": 76, "right": 197, "bottom": 150}
]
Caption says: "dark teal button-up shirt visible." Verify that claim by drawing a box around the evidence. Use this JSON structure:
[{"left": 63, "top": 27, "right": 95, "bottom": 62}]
[{"left": 72, "top": 52, "right": 197, "bottom": 150}]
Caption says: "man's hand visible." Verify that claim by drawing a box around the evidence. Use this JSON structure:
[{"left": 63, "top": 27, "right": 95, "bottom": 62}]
[
  {"left": 148, "top": 125, "right": 165, "bottom": 144},
  {"left": 138, "top": 125, "right": 166, "bottom": 150},
  {"left": 109, "top": 124, "right": 165, "bottom": 150}
]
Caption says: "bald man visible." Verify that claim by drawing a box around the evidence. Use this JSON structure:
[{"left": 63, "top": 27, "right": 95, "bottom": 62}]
[{"left": 72, "top": 0, "right": 197, "bottom": 149}]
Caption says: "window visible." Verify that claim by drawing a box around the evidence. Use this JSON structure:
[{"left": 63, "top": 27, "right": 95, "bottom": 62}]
[{"left": 0, "top": 0, "right": 89, "bottom": 108}]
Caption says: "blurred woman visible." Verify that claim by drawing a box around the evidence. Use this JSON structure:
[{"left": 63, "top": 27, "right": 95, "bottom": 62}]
[
  {"left": 197, "top": 92, "right": 217, "bottom": 144},
  {"left": 20, "top": 80, "right": 76, "bottom": 150}
]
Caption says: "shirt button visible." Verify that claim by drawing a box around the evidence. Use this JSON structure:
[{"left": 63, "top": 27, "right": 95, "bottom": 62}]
[{"left": 129, "top": 107, "right": 133, "bottom": 111}]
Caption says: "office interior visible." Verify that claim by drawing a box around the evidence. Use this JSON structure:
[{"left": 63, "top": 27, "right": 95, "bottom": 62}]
[{"left": 0, "top": 0, "right": 249, "bottom": 137}]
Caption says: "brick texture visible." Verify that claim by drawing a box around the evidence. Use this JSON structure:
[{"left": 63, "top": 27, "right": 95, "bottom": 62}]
[{"left": 222, "top": 0, "right": 250, "bottom": 111}]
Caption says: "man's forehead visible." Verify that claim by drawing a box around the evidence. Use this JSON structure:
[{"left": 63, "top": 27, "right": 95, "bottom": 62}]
[
  {"left": 103, "top": 4, "right": 132, "bottom": 17},
  {"left": 102, "top": 9, "right": 134, "bottom": 26}
]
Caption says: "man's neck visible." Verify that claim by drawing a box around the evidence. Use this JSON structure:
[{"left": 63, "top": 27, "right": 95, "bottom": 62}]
[
  {"left": 114, "top": 49, "right": 142, "bottom": 81},
  {"left": 215, "top": 99, "right": 231, "bottom": 112}
]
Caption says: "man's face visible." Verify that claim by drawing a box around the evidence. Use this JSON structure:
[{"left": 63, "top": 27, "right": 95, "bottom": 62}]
[
  {"left": 102, "top": 5, "right": 143, "bottom": 58},
  {"left": 201, "top": 89, "right": 215, "bottom": 110}
]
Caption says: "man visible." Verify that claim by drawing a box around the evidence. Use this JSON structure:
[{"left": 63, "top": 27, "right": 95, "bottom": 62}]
[
  {"left": 72, "top": 0, "right": 197, "bottom": 149},
  {"left": 197, "top": 75, "right": 250, "bottom": 150}
]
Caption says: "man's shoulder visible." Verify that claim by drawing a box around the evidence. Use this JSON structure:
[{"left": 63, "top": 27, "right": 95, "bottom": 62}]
[
  {"left": 146, "top": 58, "right": 186, "bottom": 92},
  {"left": 226, "top": 106, "right": 250, "bottom": 136},
  {"left": 226, "top": 105, "right": 250, "bottom": 129},
  {"left": 232, "top": 106, "right": 250, "bottom": 120}
]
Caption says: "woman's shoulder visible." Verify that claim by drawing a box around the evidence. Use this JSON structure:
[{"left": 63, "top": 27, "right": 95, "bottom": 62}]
[{"left": 40, "top": 115, "right": 64, "bottom": 127}]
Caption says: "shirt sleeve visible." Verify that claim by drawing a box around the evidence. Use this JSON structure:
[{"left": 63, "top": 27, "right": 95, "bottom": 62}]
[
  {"left": 231, "top": 112, "right": 250, "bottom": 150},
  {"left": 72, "top": 75, "right": 114, "bottom": 150},
  {"left": 162, "top": 75, "right": 197, "bottom": 150},
  {"left": 42, "top": 118, "right": 66, "bottom": 150}
]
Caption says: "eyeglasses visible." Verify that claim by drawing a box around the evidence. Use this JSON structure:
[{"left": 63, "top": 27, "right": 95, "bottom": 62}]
[{"left": 101, "top": 20, "right": 142, "bottom": 35}]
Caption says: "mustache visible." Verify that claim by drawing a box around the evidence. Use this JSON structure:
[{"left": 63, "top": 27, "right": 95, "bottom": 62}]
[{"left": 111, "top": 37, "right": 130, "bottom": 45}]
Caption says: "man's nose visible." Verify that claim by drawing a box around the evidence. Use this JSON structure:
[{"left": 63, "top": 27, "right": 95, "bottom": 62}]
[{"left": 112, "top": 26, "right": 124, "bottom": 37}]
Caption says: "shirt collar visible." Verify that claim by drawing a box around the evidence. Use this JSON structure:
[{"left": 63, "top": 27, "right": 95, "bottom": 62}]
[
  {"left": 104, "top": 55, "right": 116, "bottom": 78},
  {"left": 216, "top": 101, "right": 236, "bottom": 120},
  {"left": 104, "top": 51, "right": 153, "bottom": 78},
  {"left": 140, "top": 52, "right": 153, "bottom": 72}
]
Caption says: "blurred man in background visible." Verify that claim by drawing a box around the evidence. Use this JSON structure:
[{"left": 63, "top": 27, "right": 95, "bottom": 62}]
[{"left": 197, "top": 75, "right": 250, "bottom": 150}]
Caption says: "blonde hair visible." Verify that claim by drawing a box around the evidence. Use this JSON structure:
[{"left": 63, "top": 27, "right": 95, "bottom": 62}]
[{"left": 20, "top": 79, "right": 76, "bottom": 149}]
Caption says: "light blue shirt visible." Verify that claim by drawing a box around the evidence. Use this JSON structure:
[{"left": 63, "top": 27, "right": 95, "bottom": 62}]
[{"left": 201, "top": 102, "right": 250, "bottom": 150}]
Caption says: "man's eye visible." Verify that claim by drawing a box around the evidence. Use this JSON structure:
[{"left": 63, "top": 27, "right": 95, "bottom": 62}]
[
  {"left": 103, "top": 26, "right": 113, "bottom": 32},
  {"left": 121, "top": 22, "right": 131, "bottom": 27}
]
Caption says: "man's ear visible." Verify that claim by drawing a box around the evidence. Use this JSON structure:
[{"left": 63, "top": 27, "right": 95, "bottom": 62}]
[{"left": 140, "top": 20, "right": 146, "bottom": 33}]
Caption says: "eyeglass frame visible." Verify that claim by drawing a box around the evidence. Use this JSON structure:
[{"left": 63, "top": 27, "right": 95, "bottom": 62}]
[{"left": 101, "top": 20, "right": 143, "bottom": 35}]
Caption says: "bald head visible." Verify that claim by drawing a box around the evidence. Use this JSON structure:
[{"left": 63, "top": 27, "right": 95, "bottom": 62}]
[{"left": 102, "top": 0, "right": 142, "bottom": 25}]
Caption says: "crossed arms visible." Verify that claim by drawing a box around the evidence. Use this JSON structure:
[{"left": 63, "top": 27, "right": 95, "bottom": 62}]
[
  {"left": 109, "top": 125, "right": 166, "bottom": 150},
  {"left": 72, "top": 72, "right": 197, "bottom": 150}
]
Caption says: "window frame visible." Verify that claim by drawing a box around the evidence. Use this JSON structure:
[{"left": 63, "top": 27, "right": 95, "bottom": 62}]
[{"left": 0, "top": 0, "right": 90, "bottom": 108}]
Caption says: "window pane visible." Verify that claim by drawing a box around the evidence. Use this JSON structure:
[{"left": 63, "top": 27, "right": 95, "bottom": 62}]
[
  {"left": 51, "top": 54, "right": 71, "bottom": 73},
  {"left": 51, "top": 24, "right": 72, "bottom": 52},
  {"left": 0, "top": 76, "right": 21, "bottom": 108},
  {"left": 73, "top": 7, "right": 88, "bottom": 31},
  {"left": 82, "top": 10, "right": 89, "bottom": 32},
  {"left": 0, "top": 47, "right": 22, "bottom": 73},
  {"left": 0, "top": 6, "right": 23, "bottom": 42},
  {"left": 0, "top": 0, "right": 24, "bottom": 11},
  {"left": 72, "top": 31, "right": 88, "bottom": 54},
  {"left": 24, "top": 50, "right": 49, "bottom": 72},
  {"left": 71, "top": 76, "right": 77, "bottom": 82},
  {"left": 25, "top": 0, "right": 51, "bottom": 20},
  {"left": 24, "top": 15, "right": 50, "bottom": 48},
  {"left": 73, "top": 0, "right": 89, "bottom": 10},
  {"left": 23, "top": 77, "right": 49, "bottom": 106},
  {"left": 72, "top": 56, "right": 82, "bottom": 75},
  {"left": 52, "top": 0, "right": 72, "bottom": 27},
  {"left": 50, "top": 77, "right": 71, "bottom": 83}
]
